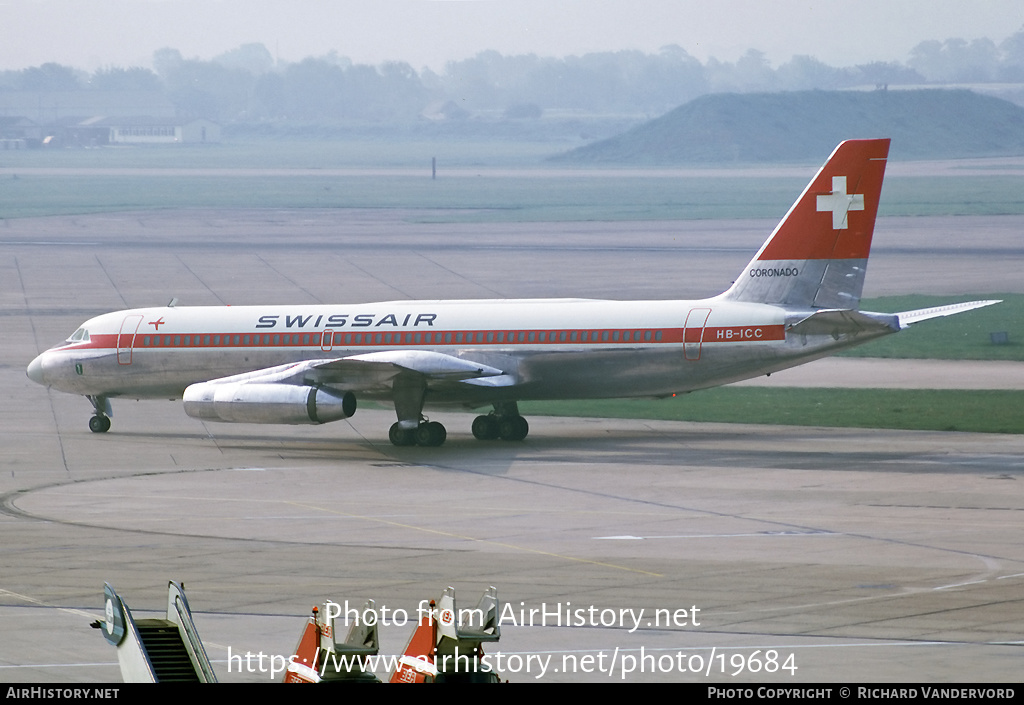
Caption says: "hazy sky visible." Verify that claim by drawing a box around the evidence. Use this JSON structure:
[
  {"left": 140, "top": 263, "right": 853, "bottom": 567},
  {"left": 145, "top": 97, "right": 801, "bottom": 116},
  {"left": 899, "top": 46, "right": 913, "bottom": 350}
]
[{"left": 2, "top": 0, "right": 1022, "bottom": 73}]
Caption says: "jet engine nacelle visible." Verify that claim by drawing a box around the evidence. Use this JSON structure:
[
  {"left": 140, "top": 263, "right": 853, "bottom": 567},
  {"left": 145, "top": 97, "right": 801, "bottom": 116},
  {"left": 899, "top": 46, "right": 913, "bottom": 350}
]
[{"left": 183, "top": 382, "right": 356, "bottom": 425}]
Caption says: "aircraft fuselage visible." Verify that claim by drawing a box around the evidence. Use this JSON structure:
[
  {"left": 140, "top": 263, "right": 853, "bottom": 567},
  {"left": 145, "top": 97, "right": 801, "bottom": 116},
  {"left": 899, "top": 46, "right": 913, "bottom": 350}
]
[{"left": 28, "top": 297, "right": 884, "bottom": 406}]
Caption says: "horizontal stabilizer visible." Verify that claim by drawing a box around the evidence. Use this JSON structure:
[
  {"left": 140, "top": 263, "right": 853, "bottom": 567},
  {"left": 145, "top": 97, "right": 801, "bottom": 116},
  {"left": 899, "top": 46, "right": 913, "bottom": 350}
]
[
  {"left": 787, "top": 309, "right": 900, "bottom": 337},
  {"left": 895, "top": 300, "right": 1001, "bottom": 328}
]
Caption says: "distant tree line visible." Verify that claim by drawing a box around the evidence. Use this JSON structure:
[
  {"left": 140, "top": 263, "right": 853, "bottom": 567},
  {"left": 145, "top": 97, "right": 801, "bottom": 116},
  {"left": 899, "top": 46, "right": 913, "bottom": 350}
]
[{"left": 2, "top": 32, "right": 1024, "bottom": 124}]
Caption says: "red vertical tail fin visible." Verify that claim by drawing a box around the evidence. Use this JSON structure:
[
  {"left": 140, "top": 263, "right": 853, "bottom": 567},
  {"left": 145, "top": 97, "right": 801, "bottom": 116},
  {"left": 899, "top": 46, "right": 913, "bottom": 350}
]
[{"left": 722, "top": 138, "right": 890, "bottom": 309}]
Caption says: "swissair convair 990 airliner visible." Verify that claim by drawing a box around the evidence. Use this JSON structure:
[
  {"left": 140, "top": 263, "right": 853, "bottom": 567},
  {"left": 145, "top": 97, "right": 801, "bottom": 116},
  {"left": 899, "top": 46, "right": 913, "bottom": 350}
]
[{"left": 27, "top": 139, "right": 998, "bottom": 446}]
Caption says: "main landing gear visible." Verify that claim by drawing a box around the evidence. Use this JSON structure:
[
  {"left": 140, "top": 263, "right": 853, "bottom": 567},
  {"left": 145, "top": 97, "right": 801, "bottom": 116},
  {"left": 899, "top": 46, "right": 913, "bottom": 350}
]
[
  {"left": 389, "top": 420, "right": 447, "bottom": 448},
  {"left": 471, "top": 413, "right": 529, "bottom": 441},
  {"left": 387, "top": 401, "right": 531, "bottom": 448},
  {"left": 387, "top": 413, "right": 530, "bottom": 447},
  {"left": 87, "top": 395, "right": 111, "bottom": 433},
  {"left": 472, "top": 401, "right": 529, "bottom": 442}
]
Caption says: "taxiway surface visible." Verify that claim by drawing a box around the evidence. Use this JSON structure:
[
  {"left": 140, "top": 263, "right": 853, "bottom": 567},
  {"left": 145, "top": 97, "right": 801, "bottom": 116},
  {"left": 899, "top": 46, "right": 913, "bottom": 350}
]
[{"left": 2, "top": 210, "right": 1022, "bottom": 683}]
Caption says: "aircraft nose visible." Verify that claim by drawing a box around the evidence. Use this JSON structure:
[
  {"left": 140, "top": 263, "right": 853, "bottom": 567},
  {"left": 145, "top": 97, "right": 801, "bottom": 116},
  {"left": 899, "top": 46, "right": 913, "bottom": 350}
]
[{"left": 27, "top": 354, "right": 46, "bottom": 385}]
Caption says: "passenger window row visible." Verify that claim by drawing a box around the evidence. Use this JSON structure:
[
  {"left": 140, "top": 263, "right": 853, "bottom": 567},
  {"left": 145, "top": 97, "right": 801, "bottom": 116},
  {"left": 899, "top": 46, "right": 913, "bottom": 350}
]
[{"left": 136, "top": 328, "right": 668, "bottom": 348}]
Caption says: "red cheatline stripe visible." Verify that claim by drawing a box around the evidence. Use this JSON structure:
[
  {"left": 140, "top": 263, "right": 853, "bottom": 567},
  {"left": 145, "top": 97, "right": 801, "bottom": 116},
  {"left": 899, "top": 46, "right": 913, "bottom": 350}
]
[{"left": 66, "top": 324, "right": 786, "bottom": 351}]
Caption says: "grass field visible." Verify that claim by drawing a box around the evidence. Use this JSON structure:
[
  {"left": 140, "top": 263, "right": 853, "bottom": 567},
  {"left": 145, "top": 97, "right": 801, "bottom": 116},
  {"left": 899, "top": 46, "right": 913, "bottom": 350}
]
[
  {"left": 5, "top": 171, "right": 1024, "bottom": 222},
  {"left": 4, "top": 139, "right": 1024, "bottom": 221},
  {"left": 522, "top": 388, "right": 1024, "bottom": 435},
  {"left": 0, "top": 139, "right": 564, "bottom": 170}
]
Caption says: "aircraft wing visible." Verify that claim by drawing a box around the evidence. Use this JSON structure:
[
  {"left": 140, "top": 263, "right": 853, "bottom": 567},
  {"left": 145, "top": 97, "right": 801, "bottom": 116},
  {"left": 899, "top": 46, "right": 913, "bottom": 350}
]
[
  {"left": 309, "top": 350, "right": 507, "bottom": 389},
  {"left": 194, "top": 350, "right": 507, "bottom": 392},
  {"left": 182, "top": 350, "right": 513, "bottom": 426}
]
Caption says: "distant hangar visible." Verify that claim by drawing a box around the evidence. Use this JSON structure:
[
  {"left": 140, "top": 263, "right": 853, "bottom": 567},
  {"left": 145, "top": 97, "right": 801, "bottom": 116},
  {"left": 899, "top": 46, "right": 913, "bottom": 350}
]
[
  {"left": 62, "top": 116, "right": 222, "bottom": 146},
  {"left": 0, "top": 90, "right": 220, "bottom": 147}
]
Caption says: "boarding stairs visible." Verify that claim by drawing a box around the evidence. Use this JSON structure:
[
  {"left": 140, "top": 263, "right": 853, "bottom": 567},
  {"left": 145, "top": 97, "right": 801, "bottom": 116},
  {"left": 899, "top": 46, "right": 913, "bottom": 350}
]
[{"left": 96, "top": 581, "right": 217, "bottom": 683}]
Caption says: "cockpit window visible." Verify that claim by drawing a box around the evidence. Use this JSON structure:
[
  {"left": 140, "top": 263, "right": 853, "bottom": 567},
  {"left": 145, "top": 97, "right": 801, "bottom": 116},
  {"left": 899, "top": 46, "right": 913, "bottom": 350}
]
[{"left": 66, "top": 327, "right": 90, "bottom": 344}]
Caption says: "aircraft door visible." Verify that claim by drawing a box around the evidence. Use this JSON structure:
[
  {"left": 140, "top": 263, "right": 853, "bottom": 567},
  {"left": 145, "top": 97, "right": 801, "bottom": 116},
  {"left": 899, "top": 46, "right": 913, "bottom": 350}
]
[
  {"left": 117, "top": 315, "right": 144, "bottom": 365},
  {"left": 321, "top": 328, "right": 334, "bottom": 352},
  {"left": 684, "top": 308, "right": 711, "bottom": 361}
]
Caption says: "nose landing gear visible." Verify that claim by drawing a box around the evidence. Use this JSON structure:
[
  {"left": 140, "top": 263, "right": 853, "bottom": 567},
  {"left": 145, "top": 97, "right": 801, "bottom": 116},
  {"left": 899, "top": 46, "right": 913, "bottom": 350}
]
[
  {"left": 89, "top": 415, "right": 111, "bottom": 433},
  {"left": 86, "top": 395, "right": 111, "bottom": 433}
]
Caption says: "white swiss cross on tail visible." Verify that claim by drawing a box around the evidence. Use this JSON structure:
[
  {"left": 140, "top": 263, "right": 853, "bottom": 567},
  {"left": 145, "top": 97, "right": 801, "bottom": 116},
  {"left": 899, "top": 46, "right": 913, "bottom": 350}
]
[{"left": 816, "top": 176, "right": 865, "bottom": 229}]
